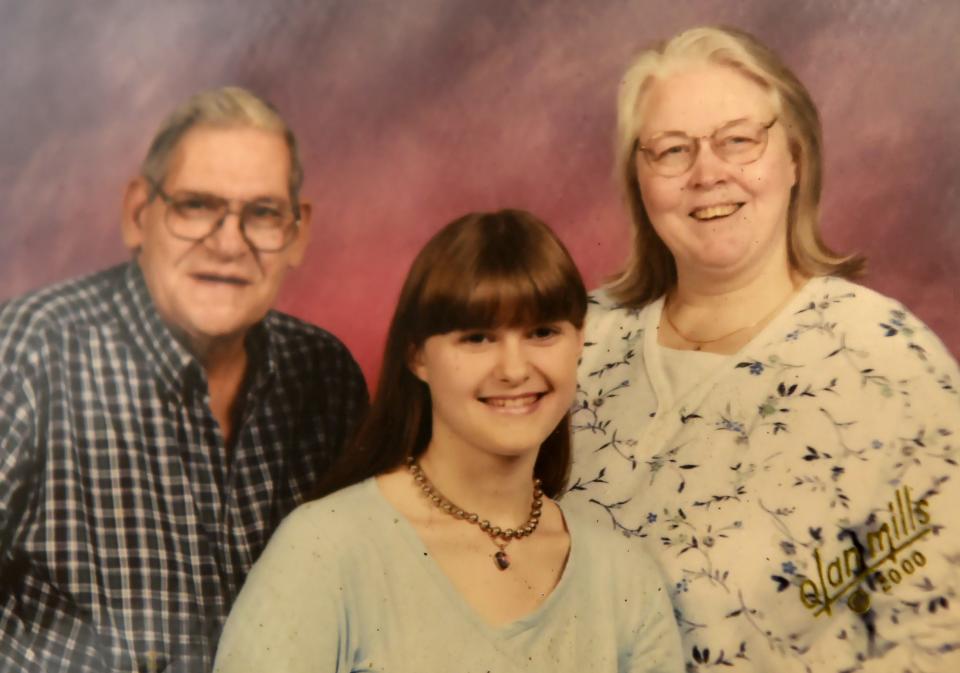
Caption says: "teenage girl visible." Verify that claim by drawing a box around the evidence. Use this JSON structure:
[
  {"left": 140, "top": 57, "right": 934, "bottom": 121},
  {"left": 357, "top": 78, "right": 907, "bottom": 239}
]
[{"left": 214, "top": 210, "right": 683, "bottom": 673}]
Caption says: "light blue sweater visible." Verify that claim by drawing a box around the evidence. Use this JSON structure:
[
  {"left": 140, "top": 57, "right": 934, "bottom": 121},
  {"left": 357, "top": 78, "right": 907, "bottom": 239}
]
[{"left": 215, "top": 478, "right": 683, "bottom": 673}]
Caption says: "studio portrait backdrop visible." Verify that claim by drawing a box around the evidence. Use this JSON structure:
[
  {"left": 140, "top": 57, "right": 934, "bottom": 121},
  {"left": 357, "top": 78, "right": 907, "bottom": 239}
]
[{"left": 1, "top": 0, "right": 957, "bottom": 383}]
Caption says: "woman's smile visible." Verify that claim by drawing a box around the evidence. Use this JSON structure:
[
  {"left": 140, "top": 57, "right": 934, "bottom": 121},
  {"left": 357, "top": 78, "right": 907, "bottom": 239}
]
[
  {"left": 689, "top": 202, "right": 743, "bottom": 220},
  {"left": 478, "top": 391, "right": 548, "bottom": 414}
]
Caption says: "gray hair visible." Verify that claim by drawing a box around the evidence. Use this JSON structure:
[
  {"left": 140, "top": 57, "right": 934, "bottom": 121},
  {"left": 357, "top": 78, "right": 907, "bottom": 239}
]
[
  {"left": 140, "top": 86, "right": 304, "bottom": 206},
  {"left": 607, "top": 26, "right": 864, "bottom": 307}
]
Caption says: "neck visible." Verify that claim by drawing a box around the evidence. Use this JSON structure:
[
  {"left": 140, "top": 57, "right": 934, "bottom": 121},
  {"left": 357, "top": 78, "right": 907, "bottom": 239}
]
[
  {"left": 417, "top": 436, "right": 539, "bottom": 526},
  {"left": 665, "top": 247, "right": 804, "bottom": 351},
  {"left": 186, "top": 332, "right": 249, "bottom": 445},
  {"left": 192, "top": 334, "right": 247, "bottom": 375},
  {"left": 674, "top": 243, "right": 796, "bottom": 308}
]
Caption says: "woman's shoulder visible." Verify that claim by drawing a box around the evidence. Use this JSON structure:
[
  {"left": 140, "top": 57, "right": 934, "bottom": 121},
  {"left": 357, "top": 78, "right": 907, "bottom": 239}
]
[
  {"left": 580, "top": 288, "right": 657, "bottom": 365},
  {"left": 586, "top": 287, "right": 655, "bottom": 321},
  {"left": 802, "top": 275, "right": 958, "bottom": 372}
]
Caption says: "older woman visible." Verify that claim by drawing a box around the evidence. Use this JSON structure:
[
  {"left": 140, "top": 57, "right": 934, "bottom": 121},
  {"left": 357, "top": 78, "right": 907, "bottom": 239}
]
[{"left": 566, "top": 26, "right": 960, "bottom": 673}]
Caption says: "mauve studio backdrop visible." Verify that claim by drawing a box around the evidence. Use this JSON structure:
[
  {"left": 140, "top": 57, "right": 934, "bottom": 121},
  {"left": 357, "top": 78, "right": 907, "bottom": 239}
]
[{"left": 1, "top": 0, "right": 958, "bottom": 383}]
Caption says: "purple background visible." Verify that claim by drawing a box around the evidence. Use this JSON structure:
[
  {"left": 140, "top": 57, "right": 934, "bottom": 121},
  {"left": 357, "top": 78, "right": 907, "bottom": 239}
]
[{"left": 2, "top": 0, "right": 958, "bottom": 383}]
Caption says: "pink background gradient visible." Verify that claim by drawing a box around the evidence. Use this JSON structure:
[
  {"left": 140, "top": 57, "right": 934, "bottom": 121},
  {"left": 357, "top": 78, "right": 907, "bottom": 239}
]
[{"left": 2, "top": 1, "right": 957, "bottom": 384}]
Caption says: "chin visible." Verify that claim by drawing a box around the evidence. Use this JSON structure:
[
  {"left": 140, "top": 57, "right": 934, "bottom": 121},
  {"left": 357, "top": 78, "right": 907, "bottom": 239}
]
[
  {"left": 689, "top": 242, "right": 763, "bottom": 275},
  {"left": 183, "top": 315, "right": 257, "bottom": 344},
  {"left": 485, "top": 434, "right": 552, "bottom": 460}
]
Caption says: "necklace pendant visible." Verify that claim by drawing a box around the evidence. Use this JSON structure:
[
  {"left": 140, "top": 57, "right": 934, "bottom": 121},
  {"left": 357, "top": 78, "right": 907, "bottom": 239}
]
[{"left": 494, "top": 550, "right": 510, "bottom": 571}]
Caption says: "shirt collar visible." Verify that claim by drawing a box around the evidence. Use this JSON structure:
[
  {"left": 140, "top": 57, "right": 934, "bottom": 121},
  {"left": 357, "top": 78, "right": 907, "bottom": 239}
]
[
  {"left": 113, "top": 261, "right": 281, "bottom": 400},
  {"left": 112, "top": 261, "right": 198, "bottom": 398},
  {"left": 242, "top": 316, "right": 278, "bottom": 398}
]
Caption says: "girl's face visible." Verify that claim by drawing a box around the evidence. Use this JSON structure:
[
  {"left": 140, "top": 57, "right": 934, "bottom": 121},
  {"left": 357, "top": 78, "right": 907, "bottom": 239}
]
[{"left": 411, "top": 321, "right": 582, "bottom": 463}]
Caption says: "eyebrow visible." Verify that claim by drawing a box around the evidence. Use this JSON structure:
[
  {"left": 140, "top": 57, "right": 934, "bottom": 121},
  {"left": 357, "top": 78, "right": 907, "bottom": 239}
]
[
  {"left": 644, "top": 116, "right": 753, "bottom": 139},
  {"left": 170, "top": 188, "right": 288, "bottom": 204}
]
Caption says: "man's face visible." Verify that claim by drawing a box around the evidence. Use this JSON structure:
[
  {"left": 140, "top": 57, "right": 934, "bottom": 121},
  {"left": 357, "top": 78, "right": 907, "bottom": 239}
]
[{"left": 122, "top": 125, "right": 310, "bottom": 351}]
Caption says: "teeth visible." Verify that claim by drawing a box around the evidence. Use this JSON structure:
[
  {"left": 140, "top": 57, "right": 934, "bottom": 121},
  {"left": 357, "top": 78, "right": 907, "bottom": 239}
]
[
  {"left": 485, "top": 394, "right": 540, "bottom": 408},
  {"left": 691, "top": 204, "right": 739, "bottom": 220}
]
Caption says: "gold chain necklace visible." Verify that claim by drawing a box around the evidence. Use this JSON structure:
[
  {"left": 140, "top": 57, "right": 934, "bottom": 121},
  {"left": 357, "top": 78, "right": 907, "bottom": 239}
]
[
  {"left": 407, "top": 458, "right": 543, "bottom": 571},
  {"left": 664, "top": 286, "right": 797, "bottom": 351}
]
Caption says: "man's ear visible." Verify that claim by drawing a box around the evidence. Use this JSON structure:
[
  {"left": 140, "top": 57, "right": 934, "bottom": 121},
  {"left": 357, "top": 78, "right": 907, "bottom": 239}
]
[
  {"left": 121, "top": 177, "right": 151, "bottom": 252},
  {"left": 286, "top": 200, "right": 312, "bottom": 267}
]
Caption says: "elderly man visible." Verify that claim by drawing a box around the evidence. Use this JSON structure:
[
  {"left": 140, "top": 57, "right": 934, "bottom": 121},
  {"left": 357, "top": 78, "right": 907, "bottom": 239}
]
[{"left": 0, "top": 87, "right": 367, "bottom": 672}]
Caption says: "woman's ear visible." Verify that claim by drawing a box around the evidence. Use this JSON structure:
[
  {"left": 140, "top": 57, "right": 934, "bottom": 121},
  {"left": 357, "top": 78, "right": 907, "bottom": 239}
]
[{"left": 408, "top": 344, "right": 428, "bottom": 383}]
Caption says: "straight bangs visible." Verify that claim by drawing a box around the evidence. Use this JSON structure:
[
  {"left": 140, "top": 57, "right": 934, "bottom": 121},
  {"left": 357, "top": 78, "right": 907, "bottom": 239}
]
[
  {"left": 318, "top": 209, "right": 583, "bottom": 500},
  {"left": 408, "top": 210, "right": 586, "bottom": 345}
]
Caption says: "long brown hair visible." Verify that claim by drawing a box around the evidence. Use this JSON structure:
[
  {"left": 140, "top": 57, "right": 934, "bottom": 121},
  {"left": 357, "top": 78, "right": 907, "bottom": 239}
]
[{"left": 318, "top": 209, "right": 587, "bottom": 499}]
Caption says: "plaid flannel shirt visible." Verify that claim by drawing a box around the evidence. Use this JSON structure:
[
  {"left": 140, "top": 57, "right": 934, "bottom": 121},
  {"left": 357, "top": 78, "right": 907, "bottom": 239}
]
[{"left": 0, "top": 262, "right": 368, "bottom": 672}]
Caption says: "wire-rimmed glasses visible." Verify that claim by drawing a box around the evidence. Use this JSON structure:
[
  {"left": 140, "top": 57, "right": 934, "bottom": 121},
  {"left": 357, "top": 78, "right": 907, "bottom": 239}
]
[
  {"left": 636, "top": 117, "right": 778, "bottom": 177},
  {"left": 148, "top": 181, "right": 300, "bottom": 252}
]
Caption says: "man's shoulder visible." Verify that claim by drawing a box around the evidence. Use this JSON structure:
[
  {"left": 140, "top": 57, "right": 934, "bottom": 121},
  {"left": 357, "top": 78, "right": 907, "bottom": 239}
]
[
  {"left": 263, "top": 310, "right": 364, "bottom": 380},
  {"left": 0, "top": 265, "right": 126, "bottom": 362}
]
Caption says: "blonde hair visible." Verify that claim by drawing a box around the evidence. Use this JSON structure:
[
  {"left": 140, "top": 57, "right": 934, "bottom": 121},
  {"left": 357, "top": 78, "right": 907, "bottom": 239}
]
[
  {"left": 608, "top": 26, "right": 864, "bottom": 307},
  {"left": 140, "top": 86, "right": 304, "bottom": 204}
]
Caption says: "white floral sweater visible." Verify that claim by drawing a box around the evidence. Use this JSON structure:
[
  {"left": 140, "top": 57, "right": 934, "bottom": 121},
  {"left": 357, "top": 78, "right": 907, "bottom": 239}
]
[{"left": 565, "top": 276, "right": 960, "bottom": 673}]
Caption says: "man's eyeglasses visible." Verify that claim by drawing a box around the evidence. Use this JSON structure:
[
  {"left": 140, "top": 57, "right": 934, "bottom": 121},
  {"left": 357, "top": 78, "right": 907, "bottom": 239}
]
[
  {"left": 636, "top": 117, "right": 778, "bottom": 177},
  {"left": 148, "top": 181, "right": 300, "bottom": 252}
]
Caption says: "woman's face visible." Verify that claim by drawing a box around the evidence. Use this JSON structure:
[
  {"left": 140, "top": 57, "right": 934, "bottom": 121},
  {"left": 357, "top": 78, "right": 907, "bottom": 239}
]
[
  {"left": 634, "top": 63, "right": 797, "bottom": 282},
  {"left": 411, "top": 321, "right": 582, "bottom": 462}
]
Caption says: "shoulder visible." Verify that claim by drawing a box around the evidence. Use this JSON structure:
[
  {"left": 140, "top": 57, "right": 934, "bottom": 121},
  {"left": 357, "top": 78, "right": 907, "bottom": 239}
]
[
  {"left": 561, "top": 501, "right": 677, "bottom": 644},
  {"left": 579, "top": 288, "right": 655, "bottom": 379},
  {"left": 274, "top": 480, "right": 377, "bottom": 546},
  {"left": 263, "top": 310, "right": 355, "bottom": 358},
  {"left": 0, "top": 265, "right": 125, "bottom": 365},
  {"left": 263, "top": 311, "right": 365, "bottom": 382},
  {"left": 584, "top": 289, "right": 654, "bottom": 338},
  {"left": 563, "top": 502, "right": 662, "bottom": 578},
  {"left": 804, "top": 276, "right": 958, "bottom": 373}
]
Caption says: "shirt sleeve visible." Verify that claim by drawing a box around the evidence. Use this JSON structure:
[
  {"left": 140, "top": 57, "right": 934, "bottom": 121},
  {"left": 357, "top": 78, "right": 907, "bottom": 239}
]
[
  {"left": 850, "top": 327, "right": 960, "bottom": 672},
  {"left": 795, "top": 303, "right": 960, "bottom": 673},
  {"left": 213, "top": 505, "right": 351, "bottom": 673},
  {"left": 0, "top": 364, "right": 39, "bottom": 558}
]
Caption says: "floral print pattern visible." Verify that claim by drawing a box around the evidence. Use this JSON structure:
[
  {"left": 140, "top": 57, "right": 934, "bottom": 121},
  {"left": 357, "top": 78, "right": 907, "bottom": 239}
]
[{"left": 565, "top": 277, "right": 960, "bottom": 673}]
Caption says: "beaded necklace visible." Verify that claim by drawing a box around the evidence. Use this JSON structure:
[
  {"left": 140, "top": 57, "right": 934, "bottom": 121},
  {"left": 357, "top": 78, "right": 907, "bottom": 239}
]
[{"left": 407, "top": 458, "right": 543, "bottom": 571}]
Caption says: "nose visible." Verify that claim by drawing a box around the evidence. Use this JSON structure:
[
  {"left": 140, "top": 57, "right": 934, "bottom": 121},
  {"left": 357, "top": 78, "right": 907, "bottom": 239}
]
[
  {"left": 205, "top": 210, "right": 251, "bottom": 258},
  {"left": 688, "top": 139, "right": 728, "bottom": 188},
  {"left": 495, "top": 335, "right": 531, "bottom": 384}
]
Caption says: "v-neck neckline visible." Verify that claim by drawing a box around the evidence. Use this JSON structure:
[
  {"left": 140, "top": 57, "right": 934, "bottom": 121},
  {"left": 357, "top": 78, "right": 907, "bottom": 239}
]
[
  {"left": 642, "top": 276, "right": 819, "bottom": 415},
  {"left": 364, "top": 477, "right": 577, "bottom": 640}
]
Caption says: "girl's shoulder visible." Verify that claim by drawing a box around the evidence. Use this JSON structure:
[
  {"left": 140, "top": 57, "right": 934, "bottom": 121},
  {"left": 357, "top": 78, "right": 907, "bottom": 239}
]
[
  {"left": 277, "top": 479, "right": 381, "bottom": 547},
  {"left": 561, "top": 500, "right": 662, "bottom": 577}
]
